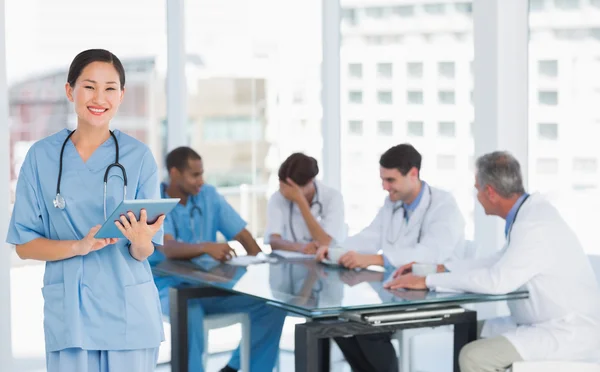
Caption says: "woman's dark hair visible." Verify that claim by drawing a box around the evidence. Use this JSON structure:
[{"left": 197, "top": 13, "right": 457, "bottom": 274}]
[
  {"left": 166, "top": 147, "right": 202, "bottom": 172},
  {"left": 379, "top": 143, "right": 422, "bottom": 176},
  {"left": 67, "top": 49, "right": 126, "bottom": 89},
  {"left": 278, "top": 153, "right": 319, "bottom": 186}
]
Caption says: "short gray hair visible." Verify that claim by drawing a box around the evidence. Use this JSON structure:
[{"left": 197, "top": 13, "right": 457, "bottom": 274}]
[{"left": 475, "top": 151, "right": 525, "bottom": 198}]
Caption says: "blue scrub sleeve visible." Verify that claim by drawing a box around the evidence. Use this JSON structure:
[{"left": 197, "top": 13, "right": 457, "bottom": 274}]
[
  {"left": 6, "top": 151, "right": 46, "bottom": 245},
  {"left": 162, "top": 213, "right": 176, "bottom": 238},
  {"left": 135, "top": 150, "right": 164, "bottom": 246},
  {"left": 216, "top": 193, "right": 247, "bottom": 241}
]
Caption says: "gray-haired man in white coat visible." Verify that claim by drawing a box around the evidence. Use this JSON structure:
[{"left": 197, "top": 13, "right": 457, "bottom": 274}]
[{"left": 385, "top": 151, "right": 600, "bottom": 372}]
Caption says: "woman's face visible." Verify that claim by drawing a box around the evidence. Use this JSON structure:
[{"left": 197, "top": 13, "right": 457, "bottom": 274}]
[{"left": 65, "top": 61, "right": 124, "bottom": 128}]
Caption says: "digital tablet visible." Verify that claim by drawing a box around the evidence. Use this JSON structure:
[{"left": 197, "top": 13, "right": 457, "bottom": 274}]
[{"left": 94, "top": 198, "right": 180, "bottom": 239}]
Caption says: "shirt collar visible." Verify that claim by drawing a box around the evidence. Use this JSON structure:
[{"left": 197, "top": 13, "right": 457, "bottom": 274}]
[
  {"left": 504, "top": 193, "right": 529, "bottom": 237},
  {"left": 404, "top": 181, "right": 427, "bottom": 212},
  {"left": 161, "top": 182, "right": 200, "bottom": 208}
]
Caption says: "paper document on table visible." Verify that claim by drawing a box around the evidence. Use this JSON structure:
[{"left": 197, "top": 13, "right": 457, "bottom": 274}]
[
  {"left": 271, "top": 250, "right": 316, "bottom": 260},
  {"left": 226, "top": 253, "right": 273, "bottom": 266}
]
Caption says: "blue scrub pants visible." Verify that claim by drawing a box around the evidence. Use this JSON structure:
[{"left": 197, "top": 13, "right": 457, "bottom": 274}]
[
  {"left": 157, "top": 280, "right": 286, "bottom": 372},
  {"left": 46, "top": 347, "right": 158, "bottom": 372}
]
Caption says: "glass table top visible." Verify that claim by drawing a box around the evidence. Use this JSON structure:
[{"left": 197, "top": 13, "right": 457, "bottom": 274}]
[{"left": 153, "top": 257, "right": 528, "bottom": 317}]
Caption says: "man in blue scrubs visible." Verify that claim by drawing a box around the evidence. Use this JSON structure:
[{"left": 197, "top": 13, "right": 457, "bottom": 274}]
[{"left": 150, "top": 147, "right": 286, "bottom": 372}]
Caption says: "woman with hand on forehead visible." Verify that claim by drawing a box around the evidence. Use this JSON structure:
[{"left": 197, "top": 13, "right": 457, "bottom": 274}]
[{"left": 265, "top": 152, "right": 346, "bottom": 255}]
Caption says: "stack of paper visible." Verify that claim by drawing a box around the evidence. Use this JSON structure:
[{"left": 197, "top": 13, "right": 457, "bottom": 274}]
[
  {"left": 271, "top": 250, "right": 316, "bottom": 260},
  {"left": 225, "top": 253, "right": 276, "bottom": 267}
]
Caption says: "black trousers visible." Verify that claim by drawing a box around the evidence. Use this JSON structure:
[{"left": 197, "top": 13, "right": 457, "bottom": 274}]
[{"left": 334, "top": 333, "right": 399, "bottom": 372}]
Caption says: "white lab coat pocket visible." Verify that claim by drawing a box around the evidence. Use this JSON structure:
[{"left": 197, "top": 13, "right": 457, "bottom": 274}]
[
  {"left": 124, "top": 280, "right": 165, "bottom": 346},
  {"left": 41, "top": 283, "right": 67, "bottom": 351}
]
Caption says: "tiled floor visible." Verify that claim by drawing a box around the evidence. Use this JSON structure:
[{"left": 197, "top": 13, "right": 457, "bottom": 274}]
[{"left": 11, "top": 263, "right": 459, "bottom": 372}]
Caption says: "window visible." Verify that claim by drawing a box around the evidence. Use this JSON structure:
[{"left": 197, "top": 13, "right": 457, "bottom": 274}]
[
  {"left": 203, "top": 117, "right": 262, "bottom": 142},
  {"left": 377, "top": 63, "right": 393, "bottom": 79},
  {"left": 538, "top": 123, "right": 558, "bottom": 140},
  {"left": 377, "top": 91, "right": 393, "bottom": 104},
  {"left": 394, "top": 5, "right": 414, "bottom": 17},
  {"left": 554, "top": 0, "right": 580, "bottom": 10},
  {"left": 407, "top": 121, "right": 424, "bottom": 136},
  {"left": 437, "top": 155, "right": 456, "bottom": 170},
  {"left": 573, "top": 158, "right": 598, "bottom": 173},
  {"left": 377, "top": 121, "right": 393, "bottom": 136},
  {"left": 573, "top": 184, "right": 597, "bottom": 191},
  {"left": 538, "top": 91, "right": 558, "bottom": 106},
  {"left": 349, "top": 91, "right": 363, "bottom": 104},
  {"left": 553, "top": 29, "right": 588, "bottom": 41},
  {"left": 341, "top": 0, "right": 474, "bottom": 242},
  {"left": 536, "top": 158, "right": 559, "bottom": 174},
  {"left": 292, "top": 89, "right": 305, "bottom": 104},
  {"left": 348, "top": 120, "right": 363, "bottom": 135},
  {"left": 538, "top": 60, "right": 558, "bottom": 77},
  {"left": 365, "top": 36, "right": 384, "bottom": 45},
  {"left": 365, "top": 7, "right": 385, "bottom": 18},
  {"left": 407, "top": 62, "right": 423, "bottom": 79},
  {"left": 342, "top": 8, "right": 357, "bottom": 25},
  {"left": 438, "top": 121, "right": 456, "bottom": 137},
  {"left": 438, "top": 62, "right": 455, "bottom": 79},
  {"left": 407, "top": 91, "right": 424, "bottom": 104},
  {"left": 348, "top": 63, "right": 362, "bottom": 78},
  {"left": 530, "top": 0, "right": 545, "bottom": 11},
  {"left": 455, "top": 3, "right": 472, "bottom": 14},
  {"left": 424, "top": 3, "right": 446, "bottom": 15},
  {"left": 438, "top": 91, "right": 456, "bottom": 105}
]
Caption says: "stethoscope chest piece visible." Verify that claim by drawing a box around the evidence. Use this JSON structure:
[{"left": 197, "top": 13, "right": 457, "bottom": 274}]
[{"left": 53, "top": 194, "right": 66, "bottom": 210}]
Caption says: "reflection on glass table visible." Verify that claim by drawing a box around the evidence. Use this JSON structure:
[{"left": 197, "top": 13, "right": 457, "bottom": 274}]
[{"left": 153, "top": 258, "right": 528, "bottom": 318}]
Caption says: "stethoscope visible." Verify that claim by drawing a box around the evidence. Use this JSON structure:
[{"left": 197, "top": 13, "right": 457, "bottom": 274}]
[
  {"left": 289, "top": 182, "right": 324, "bottom": 242},
  {"left": 506, "top": 194, "right": 530, "bottom": 245},
  {"left": 162, "top": 183, "right": 203, "bottom": 242},
  {"left": 386, "top": 185, "right": 433, "bottom": 245},
  {"left": 53, "top": 130, "right": 127, "bottom": 220}
]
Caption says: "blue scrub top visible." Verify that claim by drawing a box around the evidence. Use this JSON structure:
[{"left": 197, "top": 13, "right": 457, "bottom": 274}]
[
  {"left": 149, "top": 183, "right": 246, "bottom": 266},
  {"left": 150, "top": 182, "right": 247, "bottom": 292},
  {"left": 6, "top": 129, "right": 165, "bottom": 352}
]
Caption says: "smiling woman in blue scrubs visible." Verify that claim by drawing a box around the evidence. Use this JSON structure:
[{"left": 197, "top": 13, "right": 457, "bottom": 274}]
[{"left": 6, "top": 49, "right": 166, "bottom": 372}]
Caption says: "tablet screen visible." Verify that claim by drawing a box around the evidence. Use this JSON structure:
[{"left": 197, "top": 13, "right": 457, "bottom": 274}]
[{"left": 94, "top": 198, "right": 180, "bottom": 239}]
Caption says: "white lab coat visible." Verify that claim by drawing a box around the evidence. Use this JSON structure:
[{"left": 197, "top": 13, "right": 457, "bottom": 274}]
[
  {"left": 343, "top": 184, "right": 465, "bottom": 267},
  {"left": 428, "top": 193, "right": 600, "bottom": 362},
  {"left": 264, "top": 180, "right": 346, "bottom": 244}
]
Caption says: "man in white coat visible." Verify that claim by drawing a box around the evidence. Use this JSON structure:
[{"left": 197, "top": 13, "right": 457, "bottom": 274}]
[
  {"left": 385, "top": 151, "right": 600, "bottom": 371},
  {"left": 316, "top": 143, "right": 465, "bottom": 372}
]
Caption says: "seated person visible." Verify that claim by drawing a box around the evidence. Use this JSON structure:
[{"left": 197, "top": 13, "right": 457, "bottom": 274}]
[
  {"left": 149, "top": 147, "right": 286, "bottom": 372},
  {"left": 317, "top": 144, "right": 465, "bottom": 372},
  {"left": 265, "top": 152, "right": 346, "bottom": 253},
  {"left": 386, "top": 151, "right": 600, "bottom": 372}
]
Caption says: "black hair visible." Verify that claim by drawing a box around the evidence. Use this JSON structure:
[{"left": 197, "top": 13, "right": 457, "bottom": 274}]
[
  {"left": 166, "top": 147, "right": 202, "bottom": 172},
  {"left": 278, "top": 153, "right": 319, "bottom": 186},
  {"left": 67, "top": 49, "right": 126, "bottom": 89},
  {"left": 379, "top": 144, "right": 422, "bottom": 176}
]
